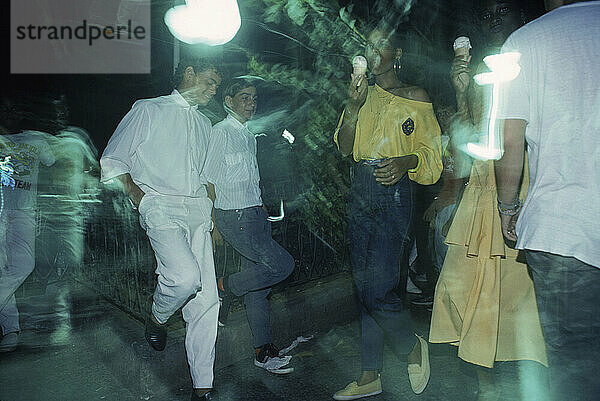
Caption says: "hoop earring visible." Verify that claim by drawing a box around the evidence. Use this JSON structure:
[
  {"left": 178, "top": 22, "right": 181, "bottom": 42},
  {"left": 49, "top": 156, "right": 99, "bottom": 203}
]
[{"left": 393, "top": 58, "right": 402, "bottom": 73}]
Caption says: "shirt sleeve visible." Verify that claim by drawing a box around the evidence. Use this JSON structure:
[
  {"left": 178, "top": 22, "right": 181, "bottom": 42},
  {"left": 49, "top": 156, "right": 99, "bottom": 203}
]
[
  {"left": 407, "top": 106, "right": 443, "bottom": 185},
  {"left": 496, "top": 33, "right": 531, "bottom": 122},
  {"left": 100, "top": 101, "right": 150, "bottom": 183},
  {"left": 204, "top": 125, "right": 227, "bottom": 184},
  {"left": 39, "top": 137, "right": 56, "bottom": 167}
]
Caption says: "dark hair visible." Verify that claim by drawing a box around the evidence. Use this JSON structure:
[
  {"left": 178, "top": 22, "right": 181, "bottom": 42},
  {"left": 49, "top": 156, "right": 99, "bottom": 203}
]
[
  {"left": 222, "top": 78, "right": 257, "bottom": 103},
  {"left": 369, "top": 20, "right": 405, "bottom": 50},
  {"left": 472, "top": 0, "right": 527, "bottom": 22},
  {"left": 172, "top": 57, "right": 222, "bottom": 88}
]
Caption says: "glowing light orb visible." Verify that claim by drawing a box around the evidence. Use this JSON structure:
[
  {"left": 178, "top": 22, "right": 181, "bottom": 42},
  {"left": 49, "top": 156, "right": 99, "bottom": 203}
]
[
  {"left": 467, "top": 52, "right": 521, "bottom": 161},
  {"left": 164, "top": 0, "right": 241, "bottom": 46},
  {"left": 282, "top": 129, "right": 295, "bottom": 144}
]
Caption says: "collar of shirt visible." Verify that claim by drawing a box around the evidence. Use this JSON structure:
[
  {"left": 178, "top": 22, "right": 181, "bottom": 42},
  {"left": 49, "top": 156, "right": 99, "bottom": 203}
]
[
  {"left": 170, "top": 89, "right": 197, "bottom": 109},
  {"left": 226, "top": 114, "right": 253, "bottom": 137}
]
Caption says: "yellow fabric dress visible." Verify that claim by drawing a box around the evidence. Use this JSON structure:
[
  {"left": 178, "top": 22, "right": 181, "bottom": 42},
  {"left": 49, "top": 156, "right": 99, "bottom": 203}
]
[
  {"left": 429, "top": 156, "right": 547, "bottom": 368},
  {"left": 429, "top": 60, "right": 547, "bottom": 367}
]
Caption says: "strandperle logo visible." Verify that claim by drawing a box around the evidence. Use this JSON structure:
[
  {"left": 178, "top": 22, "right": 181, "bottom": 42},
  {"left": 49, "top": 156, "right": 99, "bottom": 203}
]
[
  {"left": 11, "top": 0, "right": 151, "bottom": 74},
  {"left": 15, "top": 20, "right": 147, "bottom": 46}
]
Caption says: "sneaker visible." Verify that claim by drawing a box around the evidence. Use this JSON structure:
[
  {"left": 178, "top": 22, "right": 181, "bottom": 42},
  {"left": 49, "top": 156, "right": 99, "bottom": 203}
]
[
  {"left": 333, "top": 376, "right": 382, "bottom": 400},
  {"left": 254, "top": 343, "right": 293, "bottom": 374},
  {"left": 410, "top": 295, "right": 434, "bottom": 306},
  {"left": 0, "top": 332, "right": 18, "bottom": 352}
]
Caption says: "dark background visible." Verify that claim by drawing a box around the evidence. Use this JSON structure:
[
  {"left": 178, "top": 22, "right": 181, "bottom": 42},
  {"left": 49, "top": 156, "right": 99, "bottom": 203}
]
[{"left": 3, "top": 0, "right": 546, "bottom": 150}]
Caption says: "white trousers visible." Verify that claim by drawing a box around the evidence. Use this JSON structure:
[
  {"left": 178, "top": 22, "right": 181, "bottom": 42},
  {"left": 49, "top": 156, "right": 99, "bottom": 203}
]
[
  {"left": 0, "top": 209, "right": 36, "bottom": 335},
  {"left": 138, "top": 194, "right": 219, "bottom": 389}
]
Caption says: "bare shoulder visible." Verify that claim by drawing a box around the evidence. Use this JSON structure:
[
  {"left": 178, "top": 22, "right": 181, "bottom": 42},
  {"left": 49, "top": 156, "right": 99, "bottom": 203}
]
[
  {"left": 396, "top": 86, "right": 431, "bottom": 102},
  {"left": 407, "top": 87, "right": 431, "bottom": 102}
]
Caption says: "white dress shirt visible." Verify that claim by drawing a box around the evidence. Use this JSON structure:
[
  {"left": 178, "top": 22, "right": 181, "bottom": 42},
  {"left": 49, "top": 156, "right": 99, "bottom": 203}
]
[
  {"left": 100, "top": 90, "right": 212, "bottom": 198},
  {"left": 205, "top": 114, "right": 262, "bottom": 210}
]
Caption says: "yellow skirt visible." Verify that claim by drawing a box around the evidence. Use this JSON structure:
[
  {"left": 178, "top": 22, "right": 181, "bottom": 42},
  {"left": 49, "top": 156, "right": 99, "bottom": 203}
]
[{"left": 429, "top": 160, "right": 547, "bottom": 368}]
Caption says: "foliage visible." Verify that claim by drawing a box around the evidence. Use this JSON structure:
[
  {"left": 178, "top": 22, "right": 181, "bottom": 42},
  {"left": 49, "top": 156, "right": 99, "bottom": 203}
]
[{"left": 239, "top": 0, "right": 366, "bottom": 255}]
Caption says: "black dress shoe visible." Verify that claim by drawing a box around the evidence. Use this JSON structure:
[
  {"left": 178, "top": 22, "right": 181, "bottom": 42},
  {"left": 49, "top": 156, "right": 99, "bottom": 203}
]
[
  {"left": 191, "top": 390, "right": 216, "bottom": 400},
  {"left": 145, "top": 313, "right": 167, "bottom": 351}
]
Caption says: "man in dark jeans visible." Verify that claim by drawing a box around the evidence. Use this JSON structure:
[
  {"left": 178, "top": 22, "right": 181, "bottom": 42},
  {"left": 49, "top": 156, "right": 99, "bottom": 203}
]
[{"left": 205, "top": 78, "right": 295, "bottom": 374}]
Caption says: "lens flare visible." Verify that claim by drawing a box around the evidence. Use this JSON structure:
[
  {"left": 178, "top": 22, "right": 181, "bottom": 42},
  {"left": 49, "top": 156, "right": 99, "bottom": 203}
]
[
  {"left": 164, "top": 0, "right": 241, "bottom": 46},
  {"left": 467, "top": 52, "right": 521, "bottom": 160},
  {"left": 282, "top": 129, "right": 295, "bottom": 144}
]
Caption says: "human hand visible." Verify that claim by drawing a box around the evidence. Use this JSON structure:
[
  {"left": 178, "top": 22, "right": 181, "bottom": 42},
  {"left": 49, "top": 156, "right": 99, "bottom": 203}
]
[
  {"left": 346, "top": 73, "right": 368, "bottom": 114},
  {"left": 373, "top": 156, "right": 415, "bottom": 186},
  {"left": 501, "top": 212, "right": 519, "bottom": 242},
  {"left": 450, "top": 55, "right": 472, "bottom": 95},
  {"left": 131, "top": 189, "right": 145, "bottom": 209}
]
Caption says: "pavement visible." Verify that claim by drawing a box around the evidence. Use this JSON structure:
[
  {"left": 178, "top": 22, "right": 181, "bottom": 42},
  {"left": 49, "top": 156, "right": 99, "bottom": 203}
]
[{"left": 0, "top": 276, "right": 597, "bottom": 401}]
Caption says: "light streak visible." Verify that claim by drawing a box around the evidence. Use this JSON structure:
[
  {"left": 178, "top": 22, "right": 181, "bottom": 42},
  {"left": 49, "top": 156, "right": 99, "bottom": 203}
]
[
  {"left": 467, "top": 52, "right": 521, "bottom": 160},
  {"left": 267, "top": 199, "right": 285, "bottom": 222},
  {"left": 164, "top": 0, "right": 241, "bottom": 46},
  {"left": 282, "top": 129, "right": 295, "bottom": 144}
]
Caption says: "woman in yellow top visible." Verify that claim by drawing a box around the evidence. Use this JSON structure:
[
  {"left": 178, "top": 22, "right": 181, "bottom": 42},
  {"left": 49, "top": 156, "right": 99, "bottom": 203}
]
[
  {"left": 332, "top": 25, "right": 442, "bottom": 400},
  {"left": 429, "top": 1, "right": 547, "bottom": 399}
]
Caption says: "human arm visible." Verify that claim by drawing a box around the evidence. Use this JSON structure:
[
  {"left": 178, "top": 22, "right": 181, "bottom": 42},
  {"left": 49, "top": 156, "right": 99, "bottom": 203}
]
[
  {"left": 100, "top": 101, "right": 150, "bottom": 184},
  {"left": 334, "top": 74, "right": 368, "bottom": 156},
  {"left": 494, "top": 118, "right": 526, "bottom": 242},
  {"left": 373, "top": 155, "right": 418, "bottom": 185},
  {"left": 114, "top": 173, "right": 145, "bottom": 208},
  {"left": 207, "top": 182, "right": 223, "bottom": 247},
  {"left": 451, "top": 54, "right": 473, "bottom": 119},
  {"left": 394, "top": 88, "right": 443, "bottom": 185}
]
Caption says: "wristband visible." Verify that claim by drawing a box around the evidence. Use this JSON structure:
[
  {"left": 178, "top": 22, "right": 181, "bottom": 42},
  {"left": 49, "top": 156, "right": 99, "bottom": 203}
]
[{"left": 497, "top": 198, "right": 522, "bottom": 216}]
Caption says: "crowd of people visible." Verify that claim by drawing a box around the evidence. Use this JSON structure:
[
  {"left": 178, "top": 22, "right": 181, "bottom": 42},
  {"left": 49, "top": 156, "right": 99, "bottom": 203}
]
[{"left": 1, "top": 0, "right": 598, "bottom": 400}]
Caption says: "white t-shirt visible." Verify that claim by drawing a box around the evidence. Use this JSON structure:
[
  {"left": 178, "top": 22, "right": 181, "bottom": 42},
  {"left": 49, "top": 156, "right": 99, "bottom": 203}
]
[
  {"left": 497, "top": 1, "right": 600, "bottom": 267},
  {"left": 205, "top": 114, "right": 262, "bottom": 210},
  {"left": 0, "top": 131, "right": 56, "bottom": 210},
  {"left": 100, "top": 90, "right": 212, "bottom": 198}
]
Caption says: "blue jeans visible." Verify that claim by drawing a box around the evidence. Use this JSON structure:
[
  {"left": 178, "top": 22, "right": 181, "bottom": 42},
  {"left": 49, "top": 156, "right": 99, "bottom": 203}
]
[
  {"left": 525, "top": 250, "right": 600, "bottom": 350},
  {"left": 348, "top": 163, "right": 415, "bottom": 371},
  {"left": 525, "top": 250, "right": 600, "bottom": 399},
  {"left": 433, "top": 204, "right": 454, "bottom": 272},
  {"left": 215, "top": 206, "right": 295, "bottom": 348}
]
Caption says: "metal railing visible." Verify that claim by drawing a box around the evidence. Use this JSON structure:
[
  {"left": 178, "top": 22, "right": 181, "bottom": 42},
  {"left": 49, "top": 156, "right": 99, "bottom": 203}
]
[{"left": 76, "top": 189, "right": 349, "bottom": 319}]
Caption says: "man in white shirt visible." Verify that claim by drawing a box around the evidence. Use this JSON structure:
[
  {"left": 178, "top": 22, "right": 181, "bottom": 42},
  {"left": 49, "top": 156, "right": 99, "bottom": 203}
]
[
  {"left": 0, "top": 106, "right": 56, "bottom": 352},
  {"left": 100, "top": 58, "right": 222, "bottom": 401},
  {"left": 205, "top": 79, "right": 294, "bottom": 373},
  {"left": 495, "top": 0, "right": 600, "bottom": 397}
]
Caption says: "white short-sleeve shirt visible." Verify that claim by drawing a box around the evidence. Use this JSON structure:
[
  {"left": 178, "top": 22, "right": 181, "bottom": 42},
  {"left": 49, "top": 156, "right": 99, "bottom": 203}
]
[
  {"left": 0, "top": 131, "right": 56, "bottom": 210},
  {"left": 497, "top": 1, "right": 600, "bottom": 267}
]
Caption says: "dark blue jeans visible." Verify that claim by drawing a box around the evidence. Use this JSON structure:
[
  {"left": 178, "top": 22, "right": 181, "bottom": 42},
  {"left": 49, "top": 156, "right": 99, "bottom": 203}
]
[
  {"left": 349, "top": 163, "right": 414, "bottom": 371},
  {"left": 215, "top": 206, "right": 295, "bottom": 348},
  {"left": 525, "top": 250, "right": 600, "bottom": 399}
]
